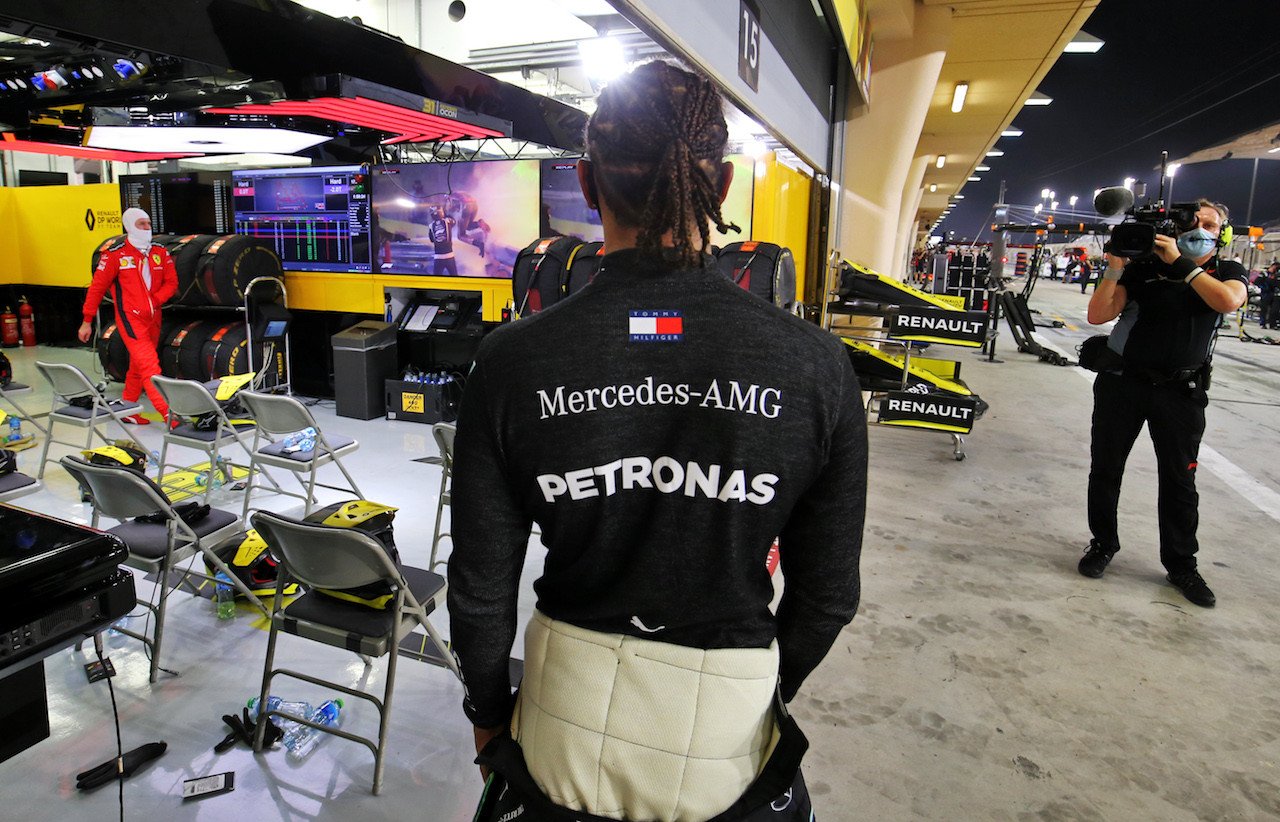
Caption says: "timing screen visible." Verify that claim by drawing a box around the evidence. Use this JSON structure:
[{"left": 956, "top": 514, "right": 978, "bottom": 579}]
[{"left": 233, "top": 167, "right": 371, "bottom": 273}]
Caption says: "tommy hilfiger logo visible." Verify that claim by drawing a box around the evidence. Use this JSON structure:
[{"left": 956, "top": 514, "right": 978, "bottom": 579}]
[{"left": 629, "top": 310, "right": 682, "bottom": 341}]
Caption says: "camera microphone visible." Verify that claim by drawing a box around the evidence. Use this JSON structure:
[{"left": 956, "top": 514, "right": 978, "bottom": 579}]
[{"left": 1093, "top": 186, "right": 1135, "bottom": 218}]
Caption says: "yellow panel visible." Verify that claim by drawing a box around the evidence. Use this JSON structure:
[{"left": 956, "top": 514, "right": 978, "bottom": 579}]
[
  {"left": 0, "top": 188, "right": 19, "bottom": 285},
  {"left": 774, "top": 164, "right": 811, "bottom": 303},
  {"left": 283, "top": 271, "right": 512, "bottom": 322},
  {"left": 751, "top": 153, "right": 778, "bottom": 247},
  {"left": 11, "top": 184, "right": 125, "bottom": 287},
  {"left": 750, "top": 154, "right": 812, "bottom": 306}
]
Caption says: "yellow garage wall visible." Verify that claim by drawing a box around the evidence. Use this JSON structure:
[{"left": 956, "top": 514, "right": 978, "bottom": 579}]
[
  {"left": 283, "top": 271, "right": 513, "bottom": 322},
  {"left": 0, "top": 188, "right": 21, "bottom": 285},
  {"left": 751, "top": 153, "right": 813, "bottom": 305},
  {"left": 7, "top": 184, "right": 125, "bottom": 288}
]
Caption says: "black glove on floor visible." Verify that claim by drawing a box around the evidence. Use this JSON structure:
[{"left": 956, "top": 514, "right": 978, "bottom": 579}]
[{"left": 75, "top": 741, "right": 167, "bottom": 791}]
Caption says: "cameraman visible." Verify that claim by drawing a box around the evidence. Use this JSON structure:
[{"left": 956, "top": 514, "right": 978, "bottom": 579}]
[{"left": 1079, "top": 199, "right": 1247, "bottom": 607}]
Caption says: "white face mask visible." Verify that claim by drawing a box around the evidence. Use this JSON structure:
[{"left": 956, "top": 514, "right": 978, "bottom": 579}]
[{"left": 122, "top": 208, "right": 152, "bottom": 251}]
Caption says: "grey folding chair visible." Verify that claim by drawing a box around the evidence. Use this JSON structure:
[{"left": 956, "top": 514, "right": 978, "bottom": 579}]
[
  {"left": 60, "top": 455, "right": 253, "bottom": 682},
  {"left": 238, "top": 391, "right": 363, "bottom": 519},
  {"left": 428, "top": 422, "right": 454, "bottom": 571},
  {"left": 152, "top": 376, "right": 284, "bottom": 503},
  {"left": 35, "top": 361, "right": 147, "bottom": 480},
  {"left": 249, "top": 509, "right": 459, "bottom": 795}
]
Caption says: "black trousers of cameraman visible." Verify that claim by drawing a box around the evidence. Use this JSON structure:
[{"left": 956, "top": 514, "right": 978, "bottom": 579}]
[{"left": 1087, "top": 370, "right": 1207, "bottom": 574}]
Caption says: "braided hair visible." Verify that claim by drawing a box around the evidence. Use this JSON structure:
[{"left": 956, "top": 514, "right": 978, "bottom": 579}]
[{"left": 586, "top": 60, "right": 740, "bottom": 268}]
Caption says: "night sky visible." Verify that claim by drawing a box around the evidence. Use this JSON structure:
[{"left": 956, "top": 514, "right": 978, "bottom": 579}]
[{"left": 938, "top": 1, "right": 1280, "bottom": 244}]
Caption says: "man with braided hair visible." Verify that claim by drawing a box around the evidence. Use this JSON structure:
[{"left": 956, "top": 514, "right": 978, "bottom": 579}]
[{"left": 450, "top": 60, "right": 866, "bottom": 821}]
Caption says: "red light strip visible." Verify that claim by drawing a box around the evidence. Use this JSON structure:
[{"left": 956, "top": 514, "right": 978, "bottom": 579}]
[
  {"left": 206, "top": 96, "right": 506, "bottom": 143},
  {"left": 0, "top": 133, "right": 198, "bottom": 161}
]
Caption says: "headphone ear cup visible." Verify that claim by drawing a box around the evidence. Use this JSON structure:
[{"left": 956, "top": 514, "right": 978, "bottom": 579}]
[{"left": 1219, "top": 224, "right": 1233, "bottom": 248}]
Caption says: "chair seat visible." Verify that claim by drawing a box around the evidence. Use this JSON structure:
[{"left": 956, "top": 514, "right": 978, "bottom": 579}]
[
  {"left": 278, "top": 565, "right": 444, "bottom": 654},
  {"left": 259, "top": 435, "right": 356, "bottom": 462},
  {"left": 0, "top": 471, "right": 38, "bottom": 498},
  {"left": 109, "top": 507, "right": 240, "bottom": 560},
  {"left": 1, "top": 382, "right": 32, "bottom": 394},
  {"left": 52, "top": 401, "right": 143, "bottom": 421}
]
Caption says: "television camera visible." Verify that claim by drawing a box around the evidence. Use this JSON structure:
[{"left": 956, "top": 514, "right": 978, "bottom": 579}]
[{"left": 1093, "top": 151, "right": 1201, "bottom": 259}]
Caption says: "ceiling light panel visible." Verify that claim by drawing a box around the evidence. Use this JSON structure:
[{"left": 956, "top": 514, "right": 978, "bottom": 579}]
[{"left": 86, "top": 126, "right": 331, "bottom": 154}]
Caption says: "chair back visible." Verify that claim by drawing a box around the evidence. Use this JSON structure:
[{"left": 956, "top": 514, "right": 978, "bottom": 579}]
[
  {"left": 239, "top": 391, "right": 317, "bottom": 436},
  {"left": 431, "top": 423, "right": 455, "bottom": 470},
  {"left": 153, "top": 376, "right": 223, "bottom": 420},
  {"left": 251, "top": 510, "right": 400, "bottom": 592},
  {"left": 36, "top": 361, "right": 96, "bottom": 401},
  {"left": 61, "top": 455, "right": 173, "bottom": 521}
]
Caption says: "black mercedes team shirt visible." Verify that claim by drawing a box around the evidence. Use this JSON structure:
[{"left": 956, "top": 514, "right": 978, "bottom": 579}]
[
  {"left": 1109, "top": 254, "right": 1247, "bottom": 373},
  {"left": 448, "top": 249, "right": 868, "bottom": 728}
]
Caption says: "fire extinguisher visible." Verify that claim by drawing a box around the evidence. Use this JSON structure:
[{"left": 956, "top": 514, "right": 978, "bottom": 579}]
[
  {"left": 18, "top": 297, "right": 35, "bottom": 347},
  {"left": 1, "top": 307, "right": 18, "bottom": 347}
]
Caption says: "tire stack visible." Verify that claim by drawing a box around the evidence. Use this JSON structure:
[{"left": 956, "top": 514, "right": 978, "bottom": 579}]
[{"left": 93, "top": 234, "right": 282, "bottom": 381}]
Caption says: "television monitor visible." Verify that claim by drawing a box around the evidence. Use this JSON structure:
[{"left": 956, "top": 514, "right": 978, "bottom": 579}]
[
  {"left": 232, "top": 165, "right": 372, "bottom": 273},
  {"left": 119, "top": 171, "right": 234, "bottom": 234},
  {"left": 371, "top": 160, "right": 539, "bottom": 278},
  {"left": 540, "top": 159, "right": 604, "bottom": 243}
]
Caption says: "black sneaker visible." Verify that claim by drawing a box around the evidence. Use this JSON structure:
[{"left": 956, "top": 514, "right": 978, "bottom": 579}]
[
  {"left": 1167, "top": 571, "right": 1216, "bottom": 608},
  {"left": 1078, "top": 540, "right": 1117, "bottom": 578}
]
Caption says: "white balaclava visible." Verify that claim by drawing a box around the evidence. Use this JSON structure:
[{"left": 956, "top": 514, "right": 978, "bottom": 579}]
[{"left": 122, "top": 208, "right": 152, "bottom": 251}]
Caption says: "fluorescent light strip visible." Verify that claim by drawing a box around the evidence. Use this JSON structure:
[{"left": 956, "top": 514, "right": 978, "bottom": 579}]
[{"left": 951, "top": 83, "right": 968, "bottom": 113}]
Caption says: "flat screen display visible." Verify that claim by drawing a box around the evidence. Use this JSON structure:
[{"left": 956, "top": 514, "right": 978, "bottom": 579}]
[
  {"left": 119, "top": 171, "right": 234, "bottom": 235},
  {"left": 371, "top": 160, "right": 539, "bottom": 279},
  {"left": 232, "top": 165, "right": 372, "bottom": 273},
  {"left": 540, "top": 159, "right": 604, "bottom": 243}
]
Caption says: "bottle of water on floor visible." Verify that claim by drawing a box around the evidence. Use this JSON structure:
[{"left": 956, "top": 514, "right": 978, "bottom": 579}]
[
  {"left": 215, "top": 571, "right": 236, "bottom": 619},
  {"left": 282, "top": 699, "right": 343, "bottom": 758},
  {"left": 7, "top": 415, "right": 19, "bottom": 441},
  {"left": 248, "top": 695, "right": 313, "bottom": 732}
]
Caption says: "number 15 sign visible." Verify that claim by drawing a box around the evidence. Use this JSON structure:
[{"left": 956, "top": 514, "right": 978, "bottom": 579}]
[{"left": 739, "top": 0, "right": 760, "bottom": 92}]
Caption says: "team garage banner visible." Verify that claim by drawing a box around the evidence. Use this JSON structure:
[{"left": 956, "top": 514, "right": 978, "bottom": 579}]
[
  {"left": 889, "top": 307, "right": 988, "bottom": 348},
  {"left": 877, "top": 390, "right": 978, "bottom": 434}
]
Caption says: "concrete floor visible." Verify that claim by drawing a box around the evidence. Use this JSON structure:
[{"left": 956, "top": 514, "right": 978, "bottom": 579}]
[{"left": 2, "top": 276, "right": 1280, "bottom": 821}]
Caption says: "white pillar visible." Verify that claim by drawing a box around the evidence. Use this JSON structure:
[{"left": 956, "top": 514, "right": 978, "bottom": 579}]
[{"left": 836, "top": 2, "right": 950, "bottom": 277}]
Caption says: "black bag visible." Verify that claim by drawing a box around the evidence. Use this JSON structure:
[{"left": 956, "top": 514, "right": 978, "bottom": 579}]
[
  {"left": 136, "top": 501, "right": 210, "bottom": 525},
  {"left": 716, "top": 241, "right": 797, "bottom": 312},
  {"left": 0, "top": 351, "right": 11, "bottom": 387},
  {"left": 564, "top": 241, "right": 605, "bottom": 298},
  {"left": 1077, "top": 335, "right": 1124, "bottom": 372},
  {"left": 512, "top": 237, "right": 584, "bottom": 317},
  {"left": 0, "top": 448, "right": 16, "bottom": 476}
]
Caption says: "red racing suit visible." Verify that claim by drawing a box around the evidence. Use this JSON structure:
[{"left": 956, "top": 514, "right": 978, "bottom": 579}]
[{"left": 83, "top": 239, "right": 178, "bottom": 416}]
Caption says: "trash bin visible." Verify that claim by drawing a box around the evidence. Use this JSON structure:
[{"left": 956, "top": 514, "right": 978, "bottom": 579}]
[{"left": 331, "top": 321, "right": 398, "bottom": 420}]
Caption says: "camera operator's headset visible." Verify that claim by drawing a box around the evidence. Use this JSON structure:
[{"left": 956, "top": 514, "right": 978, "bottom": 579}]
[{"left": 1212, "top": 202, "right": 1233, "bottom": 250}]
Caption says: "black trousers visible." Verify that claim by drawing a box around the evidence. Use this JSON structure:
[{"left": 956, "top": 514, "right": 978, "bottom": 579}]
[{"left": 1087, "top": 371, "right": 1207, "bottom": 574}]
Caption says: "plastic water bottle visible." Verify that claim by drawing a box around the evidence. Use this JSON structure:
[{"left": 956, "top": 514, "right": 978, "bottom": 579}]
[
  {"left": 248, "top": 695, "right": 314, "bottom": 730},
  {"left": 215, "top": 572, "right": 236, "bottom": 619},
  {"left": 282, "top": 699, "right": 343, "bottom": 758},
  {"left": 6, "top": 415, "right": 19, "bottom": 441}
]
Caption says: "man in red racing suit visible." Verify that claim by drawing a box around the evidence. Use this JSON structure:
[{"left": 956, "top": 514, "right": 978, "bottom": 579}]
[{"left": 78, "top": 209, "right": 177, "bottom": 422}]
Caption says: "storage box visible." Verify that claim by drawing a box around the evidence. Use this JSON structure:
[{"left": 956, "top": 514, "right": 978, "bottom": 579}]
[{"left": 385, "top": 379, "right": 459, "bottom": 424}]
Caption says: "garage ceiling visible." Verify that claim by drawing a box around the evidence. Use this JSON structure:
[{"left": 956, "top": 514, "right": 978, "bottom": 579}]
[{"left": 914, "top": 0, "right": 1100, "bottom": 232}]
